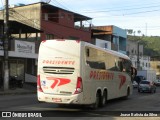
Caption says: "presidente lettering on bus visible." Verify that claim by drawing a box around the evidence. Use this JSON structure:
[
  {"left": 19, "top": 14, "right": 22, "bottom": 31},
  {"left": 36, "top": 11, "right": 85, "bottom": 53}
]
[
  {"left": 89, "top": 70, "right": 114, "bottom": 80},
  {"left": 42, "top": 60, "right": 75, "bottom": 65}
]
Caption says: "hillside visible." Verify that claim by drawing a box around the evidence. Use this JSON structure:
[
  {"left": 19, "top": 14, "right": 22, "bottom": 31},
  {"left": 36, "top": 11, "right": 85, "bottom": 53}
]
[{"left": 127, "top": 35, "right": 160, "bottom": 57}]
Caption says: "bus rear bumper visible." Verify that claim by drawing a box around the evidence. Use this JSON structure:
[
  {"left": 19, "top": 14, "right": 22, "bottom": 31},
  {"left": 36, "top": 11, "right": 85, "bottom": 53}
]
[{"left": 37, "top": 92, "right": 84, "bottom": 104}]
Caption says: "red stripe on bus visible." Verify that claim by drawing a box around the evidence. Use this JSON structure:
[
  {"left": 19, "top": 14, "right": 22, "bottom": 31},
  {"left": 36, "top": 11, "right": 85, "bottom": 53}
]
[
  {"left": 47, "top": 77, "right": 71, "bottom": 89},
  {"left": 119, "top": 75, "right": 126, "bottom": 89}
]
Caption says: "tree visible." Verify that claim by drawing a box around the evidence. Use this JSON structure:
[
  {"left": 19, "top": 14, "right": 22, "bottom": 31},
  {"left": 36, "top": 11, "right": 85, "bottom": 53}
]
[
  {"left": 137, "top": 30, "right": 141, "bottom": 36},
  {"left": 126, "top": 29, "right": 133, "bottom": 35}
]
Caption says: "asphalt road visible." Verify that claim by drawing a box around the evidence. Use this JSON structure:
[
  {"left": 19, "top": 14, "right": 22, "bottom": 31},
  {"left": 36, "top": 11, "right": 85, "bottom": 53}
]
[{"left": 0, "top": 86, "right": 160, "bottom": 118}]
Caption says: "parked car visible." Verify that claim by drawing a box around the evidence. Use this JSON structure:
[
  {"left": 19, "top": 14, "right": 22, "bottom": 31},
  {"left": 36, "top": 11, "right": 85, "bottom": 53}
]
[
  {"left": 134, "top": 75, "right": 145, "bottom": 84},
  {"left": 132, "top": 81, "right": 138, "bottom": 88},
  {"left": 154, "top": 79, "right": 160, "bottom": 86},
  {"left": 138, "top": 80, "right": 156, "bottom": 93}
]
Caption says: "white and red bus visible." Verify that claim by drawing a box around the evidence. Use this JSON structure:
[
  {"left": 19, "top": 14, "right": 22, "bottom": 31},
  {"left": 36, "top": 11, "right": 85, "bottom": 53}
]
[{"left": 37, "top": 39, "right": 134, "bottom": 108}]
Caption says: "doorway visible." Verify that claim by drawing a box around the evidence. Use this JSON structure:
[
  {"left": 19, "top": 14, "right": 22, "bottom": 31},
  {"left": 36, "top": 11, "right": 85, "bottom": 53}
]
[{"left": 9, "top": 59, "right": 24, "bottom": 81}]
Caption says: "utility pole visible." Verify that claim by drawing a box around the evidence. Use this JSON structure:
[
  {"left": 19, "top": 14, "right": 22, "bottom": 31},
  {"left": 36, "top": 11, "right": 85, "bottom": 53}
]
[
  {"left": 3, "top": 0, "right": 9, "bottom": 90},
  {"left": 137, "top": 42, "right": 140, "bottom": 70}
]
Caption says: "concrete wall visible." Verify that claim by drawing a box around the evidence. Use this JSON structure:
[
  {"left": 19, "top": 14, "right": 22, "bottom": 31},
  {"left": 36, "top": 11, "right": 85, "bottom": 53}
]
[
  {"left": 113, "top": 26, "right": 126, "bottom": 38},
  {"left": 41, "top": 20, "right": 91, "bottom": 42},
  {"left": 0, "top": 3, "right": 41, "bottom": 30},
  {"left": 95, "top": 38, "right": 111, "bottom": 49},
  {"left": 14, "top": 4, "right": 40, "bottom": 29}
]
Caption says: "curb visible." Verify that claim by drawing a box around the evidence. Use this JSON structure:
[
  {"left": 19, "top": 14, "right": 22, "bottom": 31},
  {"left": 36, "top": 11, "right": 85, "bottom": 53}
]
[
  {"left": 0, "top": 91, "right": 37, "bottom": 95},
  {"left": 0, "top": 83, "right": 37, "bottom": 95}
]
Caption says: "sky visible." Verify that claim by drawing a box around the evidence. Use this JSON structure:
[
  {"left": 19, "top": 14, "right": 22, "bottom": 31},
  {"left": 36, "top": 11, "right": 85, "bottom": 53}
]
[{"left": 1, "top": 0, "right": 160, "bottom": 36}]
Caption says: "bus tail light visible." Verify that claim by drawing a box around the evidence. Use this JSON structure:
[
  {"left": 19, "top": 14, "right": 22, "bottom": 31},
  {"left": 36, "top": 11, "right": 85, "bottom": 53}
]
[
  {"left": 37, "top": 75, "right": 43, "bottom": 92},
  {"left": 74, "top": 77, "right": 83, "bottom": 94}
]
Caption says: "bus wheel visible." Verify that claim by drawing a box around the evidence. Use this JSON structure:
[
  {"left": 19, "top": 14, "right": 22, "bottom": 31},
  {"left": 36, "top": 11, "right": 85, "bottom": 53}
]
[
  {"left": 124, "top": 88, "right": 130, "bottom": 99},
  {"left": 92, "top": 92, "right": 100, "bottom": 109},
  {"left": 101, "top": 91, "right": 107, "bottom": 107}
]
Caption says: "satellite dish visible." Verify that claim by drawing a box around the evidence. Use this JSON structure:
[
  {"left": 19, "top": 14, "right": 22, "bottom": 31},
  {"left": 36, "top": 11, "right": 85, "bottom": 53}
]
[{"left": 41, "top": 0, "right": 51, "bottom": 3}]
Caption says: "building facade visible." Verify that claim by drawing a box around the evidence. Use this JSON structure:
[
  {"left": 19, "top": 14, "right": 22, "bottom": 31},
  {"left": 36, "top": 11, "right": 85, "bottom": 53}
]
[
  {"left": 0, "top": 2, "right": 92, "bottom": 42},
  {"left": 127, "top": 40, "right": 151, "bottom": 70},
  {"left": 0, "top": 20, "right": 41, "bottom": 84},
  {"left": 92, "top": 25, "right": 127, "bottom": 54},
  {"left": 150, "top": 57, "right": 160, "bottom": 79},
  {"left": 0, "top": 2, "right": 92, "bottom": 83}
]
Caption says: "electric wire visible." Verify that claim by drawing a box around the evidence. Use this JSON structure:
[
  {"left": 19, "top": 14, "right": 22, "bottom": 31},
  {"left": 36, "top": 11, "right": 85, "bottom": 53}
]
[
  {"left": 51, "top": 0, "right": 70, "bottom": 11},
  {"left": 9, "top": 10, "right": 63, "bottom": 37},
  {"left": 90, "top": 8, "right": 160, "bottom": 18},
  {"left": 0, "top": 3, "right": 156, "bottom": 39},
  {"left": 4, "top": 1, "right": 160, "bottom": 35},
  {"left": 81, "top": 1, "right": 160, "bottom": 13},
  {"left": 82, "top": 4, "right": 160, "bottom": 13}
]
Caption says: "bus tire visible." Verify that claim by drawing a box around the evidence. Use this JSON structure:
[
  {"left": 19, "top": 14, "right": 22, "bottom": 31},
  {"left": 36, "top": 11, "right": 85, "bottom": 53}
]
[
  {"left": 124, "top": 88, "right": 130, "bottom": 99},
  {"left": 92, "top": 92, "right": 101, "bottom": 109},
  {"left": 100, "top": 91, "right": 107, "bottom": 107}
]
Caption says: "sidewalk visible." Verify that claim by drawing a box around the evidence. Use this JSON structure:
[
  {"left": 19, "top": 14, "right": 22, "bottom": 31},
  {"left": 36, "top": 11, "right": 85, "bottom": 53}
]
[{"left": 0, "top": 83, "right": 37, "bottom": 95}]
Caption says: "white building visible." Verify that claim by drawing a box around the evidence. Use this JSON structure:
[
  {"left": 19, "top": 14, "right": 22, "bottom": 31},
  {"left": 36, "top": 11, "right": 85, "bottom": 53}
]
[{"left": 127, "top": 40, "right": 151, "bottom": 70}]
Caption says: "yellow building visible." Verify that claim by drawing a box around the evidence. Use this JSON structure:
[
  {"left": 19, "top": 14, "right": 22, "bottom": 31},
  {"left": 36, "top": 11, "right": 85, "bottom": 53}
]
[{"left": 150, "top": 60, "right": 160, "bottom": 79}]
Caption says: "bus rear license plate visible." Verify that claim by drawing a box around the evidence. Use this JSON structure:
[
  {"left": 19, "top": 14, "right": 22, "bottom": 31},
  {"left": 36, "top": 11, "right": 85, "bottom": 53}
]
[{"left": 52, "top": 98, "right": 62, "bottom": 102}]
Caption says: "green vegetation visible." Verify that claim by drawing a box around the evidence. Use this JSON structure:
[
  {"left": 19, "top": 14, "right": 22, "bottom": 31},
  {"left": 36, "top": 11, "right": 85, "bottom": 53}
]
[{"left": 127, "top": 35, "right": 160, "bottom": 57}]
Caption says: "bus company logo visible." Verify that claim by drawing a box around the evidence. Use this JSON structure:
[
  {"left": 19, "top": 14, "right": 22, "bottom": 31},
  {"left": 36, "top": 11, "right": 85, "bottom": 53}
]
[
  {"left": 42, "top": 60, "right": 75, "bottom": 65},
  {"left": 46, "top": 77, "right": 71, "bottom": 89},
  {"left": 89, "top": 71, "right": 114, "bottom": 80},
  {"left": 119, "top": 75, "right": 126, "bottom": 89}
]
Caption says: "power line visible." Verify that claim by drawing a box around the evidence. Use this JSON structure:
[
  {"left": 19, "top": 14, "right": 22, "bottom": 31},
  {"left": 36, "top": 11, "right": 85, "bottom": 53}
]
[
  {"left": 123, "top": 9, "right": 160, "bottom": 16},
  {"left": 9, "top": 9, "right": 68, "bottom": 38},
  {"left": 70, "top": 1, "right": 160, "bottom": 18},
  {"left": 58, "top": 0, "right": 77, "bottom": 12},
  {"left": 90, "top": 8, "right": 160, "bottom": 18},
  {"left": 51, "top": 0, "right": 70, "bottom": 11},
  {"left": 81, "top": 1, "right": 160, "bottom": 13},
  {"left": 82, "top": 4, "right": 160, "bottom": 14}
]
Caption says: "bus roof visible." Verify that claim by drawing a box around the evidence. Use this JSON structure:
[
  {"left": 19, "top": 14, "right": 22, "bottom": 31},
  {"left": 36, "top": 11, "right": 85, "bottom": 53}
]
[{"left": 42, "top": 39, "right": 130, "bottom": 60}]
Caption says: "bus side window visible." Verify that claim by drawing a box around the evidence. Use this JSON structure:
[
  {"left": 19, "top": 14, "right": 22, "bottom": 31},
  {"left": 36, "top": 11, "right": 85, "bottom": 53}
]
[
  {"left": 98, "top": 62, "right": 106, "bottom": 69},
  {"left": 118, "top": 61, "right": 123, "bottom": 71},
  {"left": 86, "top": 61, "right": 106, "bottom": 70},
  {"left": 86, "top": 48, "right": 90, "bottom": 57}
]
